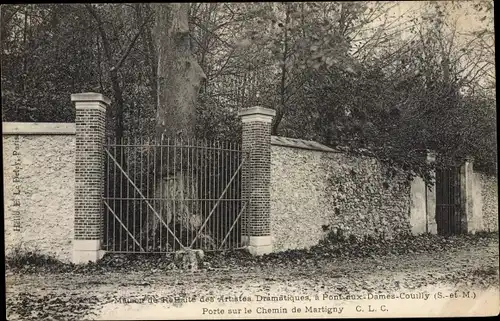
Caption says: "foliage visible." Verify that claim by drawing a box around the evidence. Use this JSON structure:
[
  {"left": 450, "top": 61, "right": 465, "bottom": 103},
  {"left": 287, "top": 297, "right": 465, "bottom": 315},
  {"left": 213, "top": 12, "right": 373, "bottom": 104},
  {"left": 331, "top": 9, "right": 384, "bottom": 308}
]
[
  {"left": 1, "top": 2, "right": 496, "bottom": 175},
  {"left": 1, "top": 4, "right": 97, "bottom": 122}
]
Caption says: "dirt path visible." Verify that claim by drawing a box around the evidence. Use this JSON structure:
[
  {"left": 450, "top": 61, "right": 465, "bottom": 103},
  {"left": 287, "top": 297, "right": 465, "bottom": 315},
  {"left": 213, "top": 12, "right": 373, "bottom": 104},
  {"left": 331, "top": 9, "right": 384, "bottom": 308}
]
[{"left": 6, "top": 239, "right": 499, "bottom": 320}]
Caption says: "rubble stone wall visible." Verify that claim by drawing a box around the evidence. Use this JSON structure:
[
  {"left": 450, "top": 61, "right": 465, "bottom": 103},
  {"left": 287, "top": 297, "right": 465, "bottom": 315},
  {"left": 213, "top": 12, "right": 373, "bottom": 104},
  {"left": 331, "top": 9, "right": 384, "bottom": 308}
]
[
  {"left": 3, "top": 123, "right": 75, "bottom": 262},
  {"left": 270, "top": 145, "right": 412, "bottom": 251},
  {"left": 477, "top": 171, "right": 499, "bottom": 232}
]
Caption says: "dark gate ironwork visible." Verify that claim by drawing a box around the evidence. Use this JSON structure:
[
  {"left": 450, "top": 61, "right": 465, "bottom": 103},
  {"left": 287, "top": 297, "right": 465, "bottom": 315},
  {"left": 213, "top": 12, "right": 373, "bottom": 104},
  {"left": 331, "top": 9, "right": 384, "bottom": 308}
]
[
  {"left": 102, "top": 137, "right": 247, "bottom": 253},
  {"left": 435, "top": 165, "right": 462, "bottom": 236}
]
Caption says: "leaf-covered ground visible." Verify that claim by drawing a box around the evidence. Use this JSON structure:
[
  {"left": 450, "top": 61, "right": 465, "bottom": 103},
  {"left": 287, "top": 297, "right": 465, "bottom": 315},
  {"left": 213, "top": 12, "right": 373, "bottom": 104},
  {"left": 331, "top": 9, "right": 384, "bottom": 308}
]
[{"left": 5, "top": 233, "right": 499, "bottom": 320}]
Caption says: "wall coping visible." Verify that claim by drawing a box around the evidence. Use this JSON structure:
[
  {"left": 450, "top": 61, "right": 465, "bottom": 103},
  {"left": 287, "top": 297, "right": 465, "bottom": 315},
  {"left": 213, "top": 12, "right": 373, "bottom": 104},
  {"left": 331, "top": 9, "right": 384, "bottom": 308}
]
[
  {"left": 473, "top": 169, "right": 498, "bottom": 179},
  {"left": 271, "top": 136, "right": 340, "bottom": 153},
  {"left": 2, "top": 122, "right": 76, "bottom": 135}
]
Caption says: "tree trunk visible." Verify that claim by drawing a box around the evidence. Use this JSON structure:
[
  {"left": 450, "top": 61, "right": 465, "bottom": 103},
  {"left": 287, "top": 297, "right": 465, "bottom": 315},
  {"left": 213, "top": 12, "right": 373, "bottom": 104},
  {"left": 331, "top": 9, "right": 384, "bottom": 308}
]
[
  {"left": 22, "top": 6, "right": 28, "bottom": 97},
  {"left": 154, "top": 3, "right": 206, "bottom": 140},
  {"left": 272, "top": 3, "right": 290, "bottom": 136},
  {"left": 149, "top": 4, "right": 208, "bottom": 250},
  {"left": 137, "top": 3, "right": 158, "bottom": 104}
]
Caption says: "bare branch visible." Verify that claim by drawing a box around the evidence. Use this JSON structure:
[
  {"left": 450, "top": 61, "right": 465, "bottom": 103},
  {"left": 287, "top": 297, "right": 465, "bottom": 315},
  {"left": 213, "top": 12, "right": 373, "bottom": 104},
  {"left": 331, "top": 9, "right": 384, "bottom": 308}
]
[
  {"left": 1, "top": 5, "right": 21, "bottom": 31},
  {"left": 111, "top": 12, "right": 153, "bottom": 72},
  {"left": 211, "top": 47, "right": 236, "bottom": 79},
  {"left": 84, "top": 4, "right": 113, "bottom": 64}
]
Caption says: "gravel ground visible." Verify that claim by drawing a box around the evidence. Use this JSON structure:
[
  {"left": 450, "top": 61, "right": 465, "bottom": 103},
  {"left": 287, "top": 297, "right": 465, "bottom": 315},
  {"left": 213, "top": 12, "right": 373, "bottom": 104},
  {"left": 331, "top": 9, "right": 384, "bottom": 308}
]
[{"left": 5, "top": 235, "right": 499, "bottom": 320}]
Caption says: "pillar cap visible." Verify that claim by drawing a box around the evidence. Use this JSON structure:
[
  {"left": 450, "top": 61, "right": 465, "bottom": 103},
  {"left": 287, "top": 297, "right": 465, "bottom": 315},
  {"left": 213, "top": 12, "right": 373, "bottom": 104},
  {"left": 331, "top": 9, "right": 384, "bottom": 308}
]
[
  {"left": 238, "top": 106, "right": 276, "bottom": 117},
  {"left": 239, "top": 106, "right": 276, "bottom": 123},
  {"left": 426, "top": 151, "right": 437, "bottom": 163},
  {"left": 414, "top": 149, "right": 436, "bottom": 163},
  {"left": 464, "top": 155, "right": 474, "bottom": 162},
  {"left": 71, "top": 92, "right": 111, "bottom": 106}
]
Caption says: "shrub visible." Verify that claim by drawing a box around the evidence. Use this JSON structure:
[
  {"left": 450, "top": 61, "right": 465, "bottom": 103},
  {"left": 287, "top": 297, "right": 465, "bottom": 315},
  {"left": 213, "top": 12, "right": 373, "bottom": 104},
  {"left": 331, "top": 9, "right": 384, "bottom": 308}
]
[{"left": 5, "top": 244, "right": 67, "bottom": 271}]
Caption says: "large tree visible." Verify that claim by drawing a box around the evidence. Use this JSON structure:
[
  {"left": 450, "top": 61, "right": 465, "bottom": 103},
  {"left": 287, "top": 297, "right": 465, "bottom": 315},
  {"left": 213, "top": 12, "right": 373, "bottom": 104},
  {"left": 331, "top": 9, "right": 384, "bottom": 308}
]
[
  {"left": 154, "top": 3, "right": 206, "bottom": 140},
  {"left": 145, "top": 4, "right": 209, "bottom": 249}
]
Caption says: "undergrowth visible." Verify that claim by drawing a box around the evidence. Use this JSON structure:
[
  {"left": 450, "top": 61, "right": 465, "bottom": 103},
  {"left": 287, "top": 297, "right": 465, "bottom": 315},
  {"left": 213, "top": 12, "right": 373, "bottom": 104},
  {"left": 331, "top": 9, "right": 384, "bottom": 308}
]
[
  {"left": 6, "top": 246, "right": 70, "bottom": 271},
  {"left": 5, "top": 231, "right": 497, "bottom": 274}
]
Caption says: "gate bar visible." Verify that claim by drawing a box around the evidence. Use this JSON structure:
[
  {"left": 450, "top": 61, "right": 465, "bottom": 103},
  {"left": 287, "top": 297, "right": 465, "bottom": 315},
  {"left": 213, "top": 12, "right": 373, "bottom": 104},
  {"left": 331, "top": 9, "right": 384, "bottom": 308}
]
[
  {"left": 189, "top": 157, "right": 246, "bottom": 248},
  {"left": 103, "top": 200, "right": 145, "bottom": 252},
  {"left": 218, "top": 199, "right": 249, "bottom": 250},
  {"left": 104, "top": 148, "right": 187, "bottom": 250}
]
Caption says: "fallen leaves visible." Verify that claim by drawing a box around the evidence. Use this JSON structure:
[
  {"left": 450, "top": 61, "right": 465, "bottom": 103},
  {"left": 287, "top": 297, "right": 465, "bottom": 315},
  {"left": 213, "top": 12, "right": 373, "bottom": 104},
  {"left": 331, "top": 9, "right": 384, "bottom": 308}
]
[
  {"left": 5, "top": 232, "right": 498, "bottom": 321},
  {"left": 202, "top": 231, "right": 497, "bottom": 271},
  {"left": 6, "top": 292, "right": 101, "bottom": 321}
]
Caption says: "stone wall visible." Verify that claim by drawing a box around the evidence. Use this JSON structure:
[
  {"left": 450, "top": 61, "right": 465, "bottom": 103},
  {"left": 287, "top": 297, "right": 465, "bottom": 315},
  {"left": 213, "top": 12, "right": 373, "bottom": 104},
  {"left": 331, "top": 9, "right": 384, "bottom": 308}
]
[
  {"left": 270, "top": 140, "right": 413, "bottom": 252},
  {"left": 3, "top": 123, "right": 75, "bottom": 262},
  {"left": 476, "top": 171, "right": 498, "bottom": 232}
]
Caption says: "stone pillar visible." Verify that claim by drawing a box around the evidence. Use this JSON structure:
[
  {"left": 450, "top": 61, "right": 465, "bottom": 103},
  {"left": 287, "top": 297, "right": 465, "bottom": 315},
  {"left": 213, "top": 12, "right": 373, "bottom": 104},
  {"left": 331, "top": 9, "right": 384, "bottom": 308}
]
[
  {"left": 460, "top": 156, "right": 474, "bottom": 234},
  {"left": 425, "top": 151, "right": 437, "bottom": 234},
  {"left": 410, "top": 150, "right": 437, "bottom": 235},
  {"left": 71, "top": 93, "right": 110, "bottom": 264},
  {"left": 238, "top": 106, "right": 276, "bottom": 255}
]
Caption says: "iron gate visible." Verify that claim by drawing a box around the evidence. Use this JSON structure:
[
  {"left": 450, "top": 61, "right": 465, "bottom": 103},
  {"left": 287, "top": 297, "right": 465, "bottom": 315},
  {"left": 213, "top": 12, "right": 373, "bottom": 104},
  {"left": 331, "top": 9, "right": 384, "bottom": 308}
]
[
  {"left": 102, "top": 137, "right": 248, "bottom": 253},
  {"left": 435, "top": 165, "right": 462, "bottom": 236}
]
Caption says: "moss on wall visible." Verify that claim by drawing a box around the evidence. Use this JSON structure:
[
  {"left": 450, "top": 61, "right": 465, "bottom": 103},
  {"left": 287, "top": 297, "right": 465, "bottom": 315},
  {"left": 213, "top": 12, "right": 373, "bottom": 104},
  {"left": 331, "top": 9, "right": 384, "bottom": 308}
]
[
  {"left": 479, "top": 172, "right": 499, "bottom": 232},
  {"left": 270, "top": 145, "right": 412, "bottom": 252}
]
